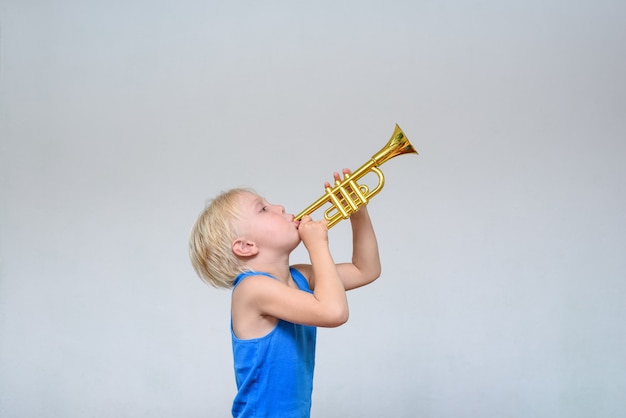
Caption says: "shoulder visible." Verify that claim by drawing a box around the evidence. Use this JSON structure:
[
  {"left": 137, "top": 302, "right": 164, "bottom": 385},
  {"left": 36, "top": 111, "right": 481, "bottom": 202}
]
[
  {"left": 233, "top": 273, "right": 277, "bottom": 298},
  {"left": 233, "top": 272, "right": 303, "bottom": 305},
  {"left": 233, "top": 271, "right": 274, "bottom": 289},
  {"left": 231, "top": 274, "right": 282, "bottom": 319},
  {"left": 231, "top": 270, "right": 312, "bottom": 322}
]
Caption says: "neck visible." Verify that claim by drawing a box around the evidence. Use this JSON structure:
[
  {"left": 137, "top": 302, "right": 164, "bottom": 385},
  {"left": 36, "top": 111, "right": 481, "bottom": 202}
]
[{"left": 246, "top": 255, "right": 292, "bottom": 284}]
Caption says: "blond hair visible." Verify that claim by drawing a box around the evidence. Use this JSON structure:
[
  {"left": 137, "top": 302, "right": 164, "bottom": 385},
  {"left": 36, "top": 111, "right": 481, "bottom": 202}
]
[{"left": 189, "top": 188, "right": 253, "bottom": 288}]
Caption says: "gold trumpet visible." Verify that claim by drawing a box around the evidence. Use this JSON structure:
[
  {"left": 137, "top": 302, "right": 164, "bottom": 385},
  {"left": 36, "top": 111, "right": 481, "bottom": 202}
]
[{"left": 295, "top": 124, "right": 418, "bottom": 228}]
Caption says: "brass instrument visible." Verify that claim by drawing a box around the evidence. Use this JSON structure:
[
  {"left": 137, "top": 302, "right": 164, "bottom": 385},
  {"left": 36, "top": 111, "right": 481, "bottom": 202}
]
[{"left": 295, "top": 124, "right": 418, "bottom": 228}]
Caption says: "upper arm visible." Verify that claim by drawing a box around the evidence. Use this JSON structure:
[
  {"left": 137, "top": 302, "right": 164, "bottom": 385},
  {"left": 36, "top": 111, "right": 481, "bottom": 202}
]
[
  {"left": 335, "top": 262, "right": 379, "bottom": 290},
  {"left": 292, "top": 262, "right": 380, "bottom": 292},
  {"left": 233, "top": 274, "right": 347, "bottom": 328}
]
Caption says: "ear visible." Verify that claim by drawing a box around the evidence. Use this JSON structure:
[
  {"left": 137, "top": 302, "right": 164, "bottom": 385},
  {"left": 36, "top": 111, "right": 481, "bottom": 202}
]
[{"left": 232, "top": 238, "right": 259, "bottom": 257}]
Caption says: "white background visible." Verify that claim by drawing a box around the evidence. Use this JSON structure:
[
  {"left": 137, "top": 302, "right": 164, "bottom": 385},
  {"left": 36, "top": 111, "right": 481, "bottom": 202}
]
[{"left": 1, "top": 1, "right": 625, "bottom": 417}]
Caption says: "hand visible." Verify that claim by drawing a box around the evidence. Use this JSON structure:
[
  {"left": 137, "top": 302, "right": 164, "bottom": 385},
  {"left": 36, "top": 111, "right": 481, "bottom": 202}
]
[
  {"left": 298, "top": 215, "right": 329, "bottom": 250},
  {"left": 324, "top": 168, "right": 352, "bottom": 189}
]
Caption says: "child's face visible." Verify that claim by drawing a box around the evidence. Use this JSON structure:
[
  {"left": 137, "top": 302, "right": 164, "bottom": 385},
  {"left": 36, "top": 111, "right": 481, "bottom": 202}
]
[{"left": 235, "top": 191, "right": 301, "bottom": 252}]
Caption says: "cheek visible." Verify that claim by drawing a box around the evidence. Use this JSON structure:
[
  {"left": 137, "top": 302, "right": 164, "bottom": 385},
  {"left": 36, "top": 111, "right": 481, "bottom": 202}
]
[{"left": 254, "top": 219, "right": 280, "bottom": 237}]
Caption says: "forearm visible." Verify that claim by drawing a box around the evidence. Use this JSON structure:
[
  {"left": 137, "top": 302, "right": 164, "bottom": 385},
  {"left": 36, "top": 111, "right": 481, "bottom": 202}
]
[
  {"left": 350, "top": 207, "right": 381, "bottom": 278},
  {"left": 307, "top": 244, "right": 349, "bottom": 318}
]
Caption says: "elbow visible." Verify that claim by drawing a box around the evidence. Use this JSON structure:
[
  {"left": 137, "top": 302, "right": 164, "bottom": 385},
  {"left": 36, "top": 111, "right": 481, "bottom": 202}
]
[
  {"left": 364, "top": 267, "right": 382, "bottom": 286},
  {"left": 373, "top": 263, "right": 382, "bottom": 280},
  {"left": 370, "top": 267, "right": 382, "bottom": 283},
  {"left": 324, "top": 305, "right": 349, "bottom": 328},
  {"left": 356, "top": 262, "right": 382, "bottom": 286},
  {"left": 336, "top": 307, "right": 350, "bottom": 327}
]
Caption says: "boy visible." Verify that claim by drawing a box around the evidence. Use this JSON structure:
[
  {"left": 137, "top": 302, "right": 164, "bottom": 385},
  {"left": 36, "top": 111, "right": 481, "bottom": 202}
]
[{"left": 189, "top": 169, "right": 381, "bottom": 417}]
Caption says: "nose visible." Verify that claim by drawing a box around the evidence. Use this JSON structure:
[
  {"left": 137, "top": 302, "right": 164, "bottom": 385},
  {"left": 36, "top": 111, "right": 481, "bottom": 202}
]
[{"left": 272, "top": 204, "right": 285, "bottom": 214}]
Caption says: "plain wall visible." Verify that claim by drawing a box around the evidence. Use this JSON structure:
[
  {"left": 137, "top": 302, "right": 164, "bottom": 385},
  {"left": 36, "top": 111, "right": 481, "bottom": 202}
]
[{"left": 1, "top": 1, "right": 625, "bottom": 417}]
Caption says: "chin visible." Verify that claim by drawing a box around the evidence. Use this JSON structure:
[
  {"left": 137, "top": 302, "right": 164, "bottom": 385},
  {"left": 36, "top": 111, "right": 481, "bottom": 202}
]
[{"left": 288, "top": 238, "right": 302, "bottom": 252}]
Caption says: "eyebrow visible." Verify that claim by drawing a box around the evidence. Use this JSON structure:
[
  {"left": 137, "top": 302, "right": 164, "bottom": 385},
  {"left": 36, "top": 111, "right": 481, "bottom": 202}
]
[{"left": 252, "top": 196, "right": 265, "bottom": 210}]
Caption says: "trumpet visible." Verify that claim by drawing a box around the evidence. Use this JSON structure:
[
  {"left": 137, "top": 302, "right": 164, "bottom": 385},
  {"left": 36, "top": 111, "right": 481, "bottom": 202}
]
[{"left": 295, "top": 124, "right": 418, "bottom": 228}]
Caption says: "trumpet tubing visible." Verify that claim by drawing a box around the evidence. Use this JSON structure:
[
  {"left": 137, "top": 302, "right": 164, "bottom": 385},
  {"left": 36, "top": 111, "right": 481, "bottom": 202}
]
[{"left": 295, "top": 124, "right": 418, "bottom": 228}]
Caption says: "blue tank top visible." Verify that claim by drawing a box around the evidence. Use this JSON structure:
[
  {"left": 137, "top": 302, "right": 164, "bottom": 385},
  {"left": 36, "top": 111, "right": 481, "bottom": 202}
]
[{"left": 231, "top": 267, "right": 317, "bottom": 418}]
